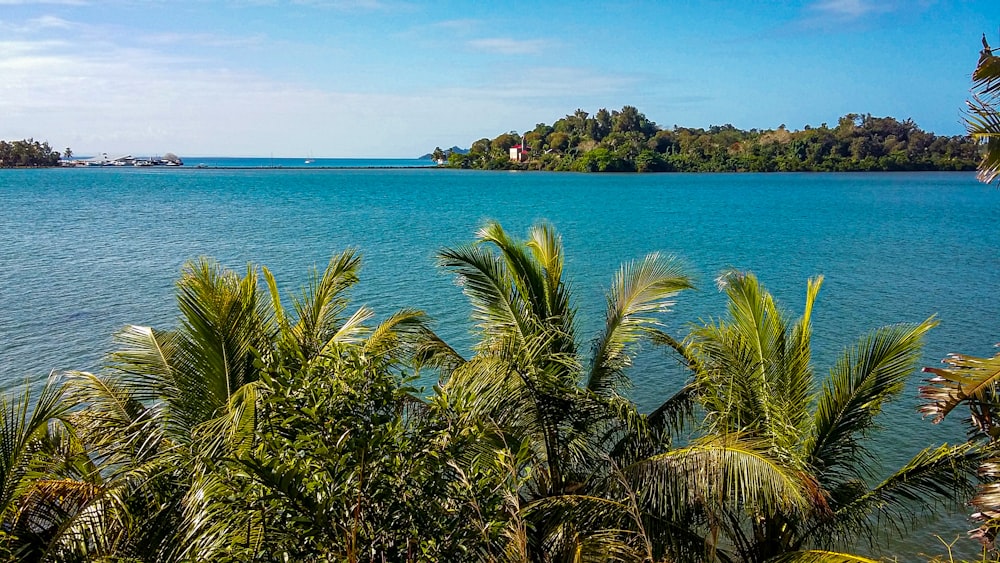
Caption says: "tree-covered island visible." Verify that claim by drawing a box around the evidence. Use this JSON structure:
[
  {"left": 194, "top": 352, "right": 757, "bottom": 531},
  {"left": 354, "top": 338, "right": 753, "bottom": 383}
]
[
  {"left": 0, "top": 139, "right": 64, "bottom": 168},
  {"left": 440, "top": 108, "right": 981, "bottom": 172}
]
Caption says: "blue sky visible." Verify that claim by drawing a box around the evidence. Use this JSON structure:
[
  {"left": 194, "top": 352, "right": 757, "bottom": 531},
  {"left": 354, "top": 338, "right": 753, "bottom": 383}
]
[{"left": 1, "top": 0, "right": 998, "bottom": 157}]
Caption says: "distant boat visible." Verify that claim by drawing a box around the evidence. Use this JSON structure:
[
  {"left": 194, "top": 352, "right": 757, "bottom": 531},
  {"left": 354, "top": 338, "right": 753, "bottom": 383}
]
[{"left": 304, "top": 159, "right": 315, "bottom": 164}]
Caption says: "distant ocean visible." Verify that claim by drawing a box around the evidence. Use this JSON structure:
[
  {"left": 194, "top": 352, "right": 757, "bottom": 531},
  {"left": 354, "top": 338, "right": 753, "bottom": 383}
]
[
  {"left": 0, "top": 167, "right": 997, "bottom": 556},
  {"left": 182, "top": 157, "right": 435, "bottom": 168}
]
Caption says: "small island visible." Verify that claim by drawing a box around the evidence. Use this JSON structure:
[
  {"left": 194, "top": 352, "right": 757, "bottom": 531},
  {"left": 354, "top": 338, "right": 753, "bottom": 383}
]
[
  {"left": 438, "top": 107, "right": 981, "bottom": 173},
  {"left": 0, "top": 139, "right": 63, "bottom": 168}
]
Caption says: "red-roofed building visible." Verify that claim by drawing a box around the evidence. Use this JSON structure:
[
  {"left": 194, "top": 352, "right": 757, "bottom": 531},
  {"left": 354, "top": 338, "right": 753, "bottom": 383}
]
[{"left": 509, "top": 144, "right": 530, "bottom": 163}]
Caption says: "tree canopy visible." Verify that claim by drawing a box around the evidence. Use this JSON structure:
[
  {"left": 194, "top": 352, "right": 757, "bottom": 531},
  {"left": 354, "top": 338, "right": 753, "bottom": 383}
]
[
  {"left": 445, "top": 107, "right": 980, "bottom": 173},
  {"left": 0, "top": 139, "right": 62, "bottom": 168}
]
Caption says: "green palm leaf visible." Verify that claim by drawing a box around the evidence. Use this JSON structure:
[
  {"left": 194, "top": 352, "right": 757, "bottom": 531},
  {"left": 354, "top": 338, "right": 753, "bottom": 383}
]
[
  {"left": 808, "top": 319, "right": 937, "bottom": 482},
  {"left": 169, "top": 259, "right": 273, "bottom": 434},
  {"left": 967, "top": 36, "right": 1000, "bottom": 184},
  {"left": 817, "top": 442, "right": 980, "bottom": 544},
  {"left": 106, "top": 324, "right": 178, "bottom": 405},
  {"left": 439, "top": 243, "right": 534, "bottom": 351},
  {"left": 0, "top": 374, "right": 70, "bottom": 521},
  {"left": 479, "top": 220, "right": 562, "bottom": 327},
  {"left": 690, "top": 271, "right": 813, "bottom": 449},
  {"left": 264, "top": 250, "right": 364, "bottom": 366},
  {"left": 587, "top": 253, "right": 693, "bottom": 397},
  {"left": 767, "top": 550, "right": 880, "bottom": 563},
  {"left": 63, "top": 370, "right": 162, "bottom": 473},
  {"left": 628, "top": 434, "right": 820, "bottom": 521}
]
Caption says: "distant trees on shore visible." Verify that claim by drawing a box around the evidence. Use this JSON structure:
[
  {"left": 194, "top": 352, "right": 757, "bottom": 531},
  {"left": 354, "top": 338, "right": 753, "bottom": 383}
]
[
  {"left": 0, "top": 139, "right": 62, "bottom": 168},
  {"left": 445, "top": 108, "right": 981, "bottom": 173}
]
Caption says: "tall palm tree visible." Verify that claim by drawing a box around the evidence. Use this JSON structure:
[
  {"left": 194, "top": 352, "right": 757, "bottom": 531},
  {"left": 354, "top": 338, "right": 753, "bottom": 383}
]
[
  {"left": 670, "top": 271, "right": 979, "bottom": 562},
  {"left": 436, "top": 220, "right": 697, "bottom": 558},
  {"left": 439, "top": 220, "right": 695, "bottom": 490}
]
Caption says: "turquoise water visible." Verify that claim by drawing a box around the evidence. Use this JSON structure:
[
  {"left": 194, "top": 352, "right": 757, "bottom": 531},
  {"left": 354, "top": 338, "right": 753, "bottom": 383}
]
[
  {"left": 1, "top": 167, "right": 997, "bottom": 553},
  {"left": 181, "top": 156, "right": 434, "bottom": 168}
]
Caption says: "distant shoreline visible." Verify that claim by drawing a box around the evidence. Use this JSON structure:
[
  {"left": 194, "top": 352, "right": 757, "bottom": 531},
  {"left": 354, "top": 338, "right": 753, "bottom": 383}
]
[{"left": 7, "top": 166, "right": 979, "bottom": 174}]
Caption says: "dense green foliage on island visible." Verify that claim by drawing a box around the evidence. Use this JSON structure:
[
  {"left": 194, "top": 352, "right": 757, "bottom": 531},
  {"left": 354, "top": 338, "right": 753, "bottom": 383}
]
[
  {"left": 0, "top": 139, "right": 64, "bottom": 168},
  {"left": 443, "top": 108, "right": 980, "bottom": 172}
]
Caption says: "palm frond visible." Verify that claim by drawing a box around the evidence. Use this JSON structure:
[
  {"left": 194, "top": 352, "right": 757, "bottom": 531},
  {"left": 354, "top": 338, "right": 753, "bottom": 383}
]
[
  {"left": 360, "top": 307, "right": 426, "bottom": 358},
  {"left": 973, "top": 36, "right": 1000, "bottom": 96},
  {"left": 767, "top": 550, "right": 881, "bottom": 563},
  {"left": 291, "top": 251, "right": 361, "bottom": 335},
  {"left": 967, "top": 98, "right": 1000, "bottom": 184},
  {"left": 63, "top": 371, "right": 162, "bottom": 472},
  {"left": 410, "top": 324, "right": 467, "bottom": 374},
  {"left": 179, "top": 470, "right": 263, "bottom": 561},
  {"left": 784, "top": 276, "right": 823, "bottom": 435},
  {"left": 106, "top": 324, "right": 178, "bottom": 404},
  {"left": 970, "top": 454, "right": 1000, "bottom": 546},
  {"left": 587, "top": 253, "right": 693, "bottom": 397},
  {"left": 164, "top": 258, "right": 274, "bottom": 438},
  {"left": 9, "top": 478, "right": 105, "bottom": 561},
  {"left": 817, "top": 442, "right": 980, "bottom": 547},
  {"left": 524, "top": 222, "right": 567, "bottom": 317},
  {"left": 191, "top": 380, "right": 266, "bottom": 460},
  {"left": 808, "top": 319, "right": 937, "bottom": 482},
  {"left": 690, "top": 271, "right": 807, "bottom": 447},
  {"left": 646, "top": 383, "right": 698, "bottom": 445},
  {"left": 478, "top": 220, "right": 555, "bottom": 325},
  {"left": 920, "top": 349, "right": 1000, "bottom": 425},
  {"left": 0, "top": 374, "right": 70, "bottom": 520},
  {"left": 627, "top": 434, "right": 819, "bottom": 521},
  {"left": 439, "top": 243, "right": 533, "bottom": 351},
  {"left": 648, "top": 326, "right": 701, "bottom": 372},
  {"left": 967, "top": 36, "right": 1000, "bottom": 184}
]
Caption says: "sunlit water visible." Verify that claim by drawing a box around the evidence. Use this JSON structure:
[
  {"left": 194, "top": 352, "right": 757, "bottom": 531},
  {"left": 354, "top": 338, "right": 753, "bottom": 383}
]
[{"left": 1, "top": 165, "right": 997, "bottom": 556}]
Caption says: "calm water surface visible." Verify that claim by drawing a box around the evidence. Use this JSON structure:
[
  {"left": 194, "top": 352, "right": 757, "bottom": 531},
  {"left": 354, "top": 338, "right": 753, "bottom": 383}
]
[{"left": 1, "top": 167, "right": 997, "bottom": 553}]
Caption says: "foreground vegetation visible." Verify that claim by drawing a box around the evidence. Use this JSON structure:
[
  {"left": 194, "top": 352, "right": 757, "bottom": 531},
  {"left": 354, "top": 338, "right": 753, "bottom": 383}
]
[
  {"left": 0, "top": 221, "right": 990, "bottom": 562},
  {"left": 444, "top": 109, "right": 980, "bottom": 173},
  {"left": 0, "top": 139, "right": 64, "bottom": 168}
]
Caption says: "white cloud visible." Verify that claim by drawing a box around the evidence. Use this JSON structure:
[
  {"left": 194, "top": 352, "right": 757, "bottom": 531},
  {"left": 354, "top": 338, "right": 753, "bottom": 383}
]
[
  {"left": 0, "top": 0, "right": 87, "bottom": 4},
  {"left": 431, "top": 19, "right": 480, "bottom": 34},
  {"left": 29, "top": 15, "right": 75, "bottom": 29},
  {"left": 801, "top": 0, "right": 928, "bottom": 24},
  {"left": 467, "top": 37, "right": 548, "bottom": 56},
  {"left": 139, "top": 32, "right": 267, "bottom": 48},
  {"left": 810, "top": 0, "right": 880, "bottom": 18}
]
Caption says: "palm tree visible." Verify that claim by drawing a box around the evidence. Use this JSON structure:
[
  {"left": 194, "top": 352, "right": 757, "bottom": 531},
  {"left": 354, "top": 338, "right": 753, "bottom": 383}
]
[
  {"left": 63, "top": 250, "right": 407, "bottom": 561},
  {"left": 667, "top": 271, "right": 979, "bottom": 562},
  {"left": 966, "top": 35, "right": 1000, "bottom": 184},
  {"left": 436, "top": 220, "right": 697, "bottom": 559}
]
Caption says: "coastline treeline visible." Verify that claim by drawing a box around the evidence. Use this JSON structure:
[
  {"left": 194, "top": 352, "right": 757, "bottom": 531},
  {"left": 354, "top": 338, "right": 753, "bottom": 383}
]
[
  {"left": 444, "top": 108, "right": 980, "bottom": 172},
  {"left": 0, "top": 139, "right": 62, "bottom": 168}
]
